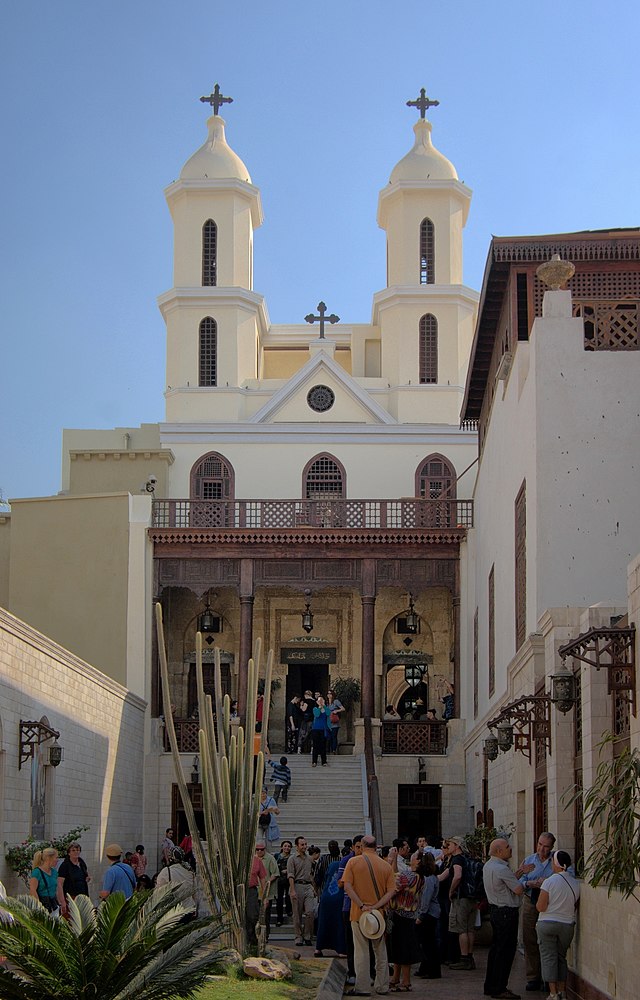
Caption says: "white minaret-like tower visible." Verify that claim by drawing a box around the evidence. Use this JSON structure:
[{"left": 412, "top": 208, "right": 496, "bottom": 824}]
[
  {"left": 374, "top": 90, "right": 478, "bottom": 424},
  {"left": 159, "top": 87, "right": 265, "bottom": 420}
]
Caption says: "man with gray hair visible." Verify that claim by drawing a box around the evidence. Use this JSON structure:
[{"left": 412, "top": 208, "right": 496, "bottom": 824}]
[
  {"left": 342, "top": 835, "right": 397, "bottom": 996},
  {"left": 483, "top": 838, "right": 524, "bottom": 1000},
  {"left": 516, "top": 832, "right": 556, "bottom": 992}
]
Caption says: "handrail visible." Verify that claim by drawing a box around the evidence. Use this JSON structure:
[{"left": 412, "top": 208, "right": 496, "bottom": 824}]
[
  {"left": 364, "top": 717, "right": 384, "bottom": 846},
  {"left": 151, "top": 497, "right": 473, "bottom": 531}
]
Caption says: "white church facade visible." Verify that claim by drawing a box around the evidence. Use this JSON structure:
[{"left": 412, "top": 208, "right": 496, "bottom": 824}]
[{"left": 1, "top": 90, "right": 640, "bottom": 999}]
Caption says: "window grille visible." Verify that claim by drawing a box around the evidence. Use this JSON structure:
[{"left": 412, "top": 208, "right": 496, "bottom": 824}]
[
  {"left": 419, "top": 218, "right": 435, "bottom": 284},
  {"left": 199, "top": 317, "right": 217, "bottom": 386},
  {"left": 419, "top": 314, "right": 438, "bottom": 383},
  {"left": 488, "top": 566, "right": 495, "bottom": 697},
  {"left": 202, "top": 220, "right": 217, "bottom": 286},
  {"left": 304, "top": 455, "right": 345, "bottom": 498},
  {"left": 190, "top": 452, "right": 233, "bottom": 499},
  {"left": 515, "top": 482, "right": 527, "bottom": 650}
]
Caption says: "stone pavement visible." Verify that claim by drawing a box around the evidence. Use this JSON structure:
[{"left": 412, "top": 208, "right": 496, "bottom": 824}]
[{"left": 269, "top": 929, "right": 532, "bottom": 999}]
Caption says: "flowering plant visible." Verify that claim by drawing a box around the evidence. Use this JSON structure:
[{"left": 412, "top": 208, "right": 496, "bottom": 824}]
[{"left": 5, "top": 825, "right": 90, "bottom": 886}]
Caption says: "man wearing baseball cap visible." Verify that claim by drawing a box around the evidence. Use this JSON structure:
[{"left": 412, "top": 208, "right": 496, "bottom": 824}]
[{"left": 99, "top": 843, "right": 136, "bottom": 900}]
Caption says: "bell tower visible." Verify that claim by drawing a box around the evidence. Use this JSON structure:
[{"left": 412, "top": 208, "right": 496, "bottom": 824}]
[
  {"left": 159, "top": 87, "right": 265, "bottom": 421},
  {"left": 374, "top": 90, "right": 477, "bottom": 423}
]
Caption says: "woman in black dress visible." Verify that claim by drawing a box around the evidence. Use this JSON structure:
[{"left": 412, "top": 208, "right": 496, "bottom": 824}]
[{"left": 58, "top": 842, "right": 90, "bottom": 901}]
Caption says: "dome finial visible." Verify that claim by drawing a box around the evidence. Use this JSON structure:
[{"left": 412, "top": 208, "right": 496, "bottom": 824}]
[
  {"left": 406, "top": 87, "right": 440, "bottom": 120},
  {"left": 199, "top": 83, "right": 234, "bottom": 116}
]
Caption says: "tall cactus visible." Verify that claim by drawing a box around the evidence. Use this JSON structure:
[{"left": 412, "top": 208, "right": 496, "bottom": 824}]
[{"left": 155, "top": 603, "right": 273, "bottom": 954}]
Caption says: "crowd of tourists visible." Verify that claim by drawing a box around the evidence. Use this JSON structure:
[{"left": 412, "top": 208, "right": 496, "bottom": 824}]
[{"left": 251, "top": 830, "right": 579, "bottom": 1000}]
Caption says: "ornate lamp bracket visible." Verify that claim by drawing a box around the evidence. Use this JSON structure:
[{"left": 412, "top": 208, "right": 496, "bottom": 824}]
[
  {"left": 488, "top": 696, "right": 552, "bottom": 763},
  {"left": 19, "top": 719, "right": 60, "bottom": 770},
  {"left": 557, "top": 625, "right": 636, "bottom": 716}
]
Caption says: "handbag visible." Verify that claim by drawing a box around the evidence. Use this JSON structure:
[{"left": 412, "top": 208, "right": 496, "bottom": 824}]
[
  {"left": 330, "top": 711, "right": 340, "bottom": 725},
  {"left": 259, "top": 810, "right": 272, "bottom": 828},
  {"left": 363, "top": 855, "right": 393, "bottom": 933}
]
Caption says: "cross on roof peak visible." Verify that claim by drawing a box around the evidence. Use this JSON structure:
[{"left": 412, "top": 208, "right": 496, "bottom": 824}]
[
  {"left": 304, "top": 301, "right": 340, "bottom": 340},
  {"left": 200, "top": 84, "right": 233, "bottom": 116},
  {"left": 406, "top": 88, "right": 440, "bottom": 120}
]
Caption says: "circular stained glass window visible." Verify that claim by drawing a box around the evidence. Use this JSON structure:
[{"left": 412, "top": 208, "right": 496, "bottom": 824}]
[{"left": 307, "top": 384, "right": 335, "bottom": 413}]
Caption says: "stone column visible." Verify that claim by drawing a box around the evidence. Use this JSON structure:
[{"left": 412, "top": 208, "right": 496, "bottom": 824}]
[
  {"left": 237, "top": 559, "right": 254, "bottom": 721},
  {"left": 361, "top": 559, "right": 377, "bottom": 718}
]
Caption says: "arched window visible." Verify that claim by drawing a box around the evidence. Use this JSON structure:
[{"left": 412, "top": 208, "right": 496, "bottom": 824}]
[
  {"left": 416, "top": 454, "right": 456, "bottom": 500},
  {"left": 303, "top": 454, "right": 346, "bottom": 498},
  {"left": 190, "top": 452, "right": 234, "bottom": 500},
  {"left": 202, "top": 219, "right": 217, "bottom": 286},
  {"left": 419, "top": 218, "right": 435, "bottom": 284},
  {"left": 419, "top": 314, "right": 438, "bottom": 384},
  {"left": 199, "top": 317, "right": 217, "bottom": 387}
]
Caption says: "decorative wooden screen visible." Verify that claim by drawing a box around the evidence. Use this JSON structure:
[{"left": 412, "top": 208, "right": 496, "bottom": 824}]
[
  {"left": 473, "top": 608, "right": 479, "bottom": 719},
  {"left": 578, "top": 301, "right": 639, "bottom": 351},
  {"left": 488, "top": 566, "right": 495, "bottom": 697},
  {"left": 304, "top": 454, "right": 345, "bottom": 498},
  {"left": 415, "top": 454, "right": 456, "bottom": 528},
  {"left": 190, "top": 452, "right": 234, "bottom": 500},
  {"left": 202, "top": 219, "right": 217, "bottom": 286},
  {"left": 419, "top": 218, "right": 435, "bottom": 284},
  {"left": 514, "top": 482, "right": 527, "bottom": 650},
  {"left": 199, "top": 317, "right": 217, "bottom": 386},
  {"left": 419, "top": 314, "right": 438, "bottom": 383}
]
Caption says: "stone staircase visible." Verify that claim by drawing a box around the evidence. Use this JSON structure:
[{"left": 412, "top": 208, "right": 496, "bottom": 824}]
[{"left": 265, "top": 753, "right": 368, "bottom": 849}]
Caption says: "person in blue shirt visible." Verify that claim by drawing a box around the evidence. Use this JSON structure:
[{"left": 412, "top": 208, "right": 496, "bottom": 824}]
[
  {"left": 515, "top": 832, "right": 556, "bottom": 991},
  {"left": 99, "top": 844, "right": 137, "bottom": 900}
]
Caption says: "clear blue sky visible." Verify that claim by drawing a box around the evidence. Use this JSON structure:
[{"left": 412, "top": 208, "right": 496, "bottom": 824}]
[{"left": 2, "top": 0, "right": 638, "bottom": 502}]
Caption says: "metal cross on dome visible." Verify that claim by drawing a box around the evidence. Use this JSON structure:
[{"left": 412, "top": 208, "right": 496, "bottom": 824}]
[
  {"left": 406, "top": 88, "right": 440, "bottom": 119},
  {"left": 200, "top": 84, "right": 233, "bottom": 116},
  {"left": 305, "top": 301, "right": 340, "bottom": 340}
]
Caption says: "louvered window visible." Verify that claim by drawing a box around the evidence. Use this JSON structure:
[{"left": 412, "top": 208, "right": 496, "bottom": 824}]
[
  {"left": 416, "top": 455, "right": 455, "bottom": 500},
  {"left": 202, "top": 220, "right": 217, "bottom": 286},
  {"left": 199, "top": 317, "right": 217, "bottom": 386},
  {"left": 190, "top": 453, "right": 233, "bottom": 499},
  {"left": 420, "top": 218, "right": 435, "bottom": 284},
  {"left": 419, "top": 314, "right": 438, "bottom": 383}
]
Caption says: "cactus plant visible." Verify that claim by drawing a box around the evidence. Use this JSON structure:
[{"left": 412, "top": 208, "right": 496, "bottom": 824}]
[{"left": 155, "top": 603, "right": 273, "bottom": 954}]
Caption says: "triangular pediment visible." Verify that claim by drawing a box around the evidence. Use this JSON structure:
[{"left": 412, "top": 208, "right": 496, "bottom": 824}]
[{"left": 248, "top": 351, "right": 395, "bottom": 424}]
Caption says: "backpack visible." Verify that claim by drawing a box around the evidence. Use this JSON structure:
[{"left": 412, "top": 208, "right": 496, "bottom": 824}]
[{"left": 460, "top": 854, "right": 486, "bottom": 899}]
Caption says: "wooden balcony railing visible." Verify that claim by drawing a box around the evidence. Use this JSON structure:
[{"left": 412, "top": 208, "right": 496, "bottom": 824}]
[
  {"left": 163, "top": 719, "right": 200, "bottom": 753},
  {"left": 381, "top": 721, "right": 448, "bottom": 755},
  {"left": 152, "top": 498, "right": 473, "bottom": 531}
]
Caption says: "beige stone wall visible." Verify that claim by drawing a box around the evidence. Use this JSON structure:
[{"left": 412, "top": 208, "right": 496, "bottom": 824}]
[
  {"left": 8, "top": 494, "right": 135, "bottom": 686},
  {"left": 0, "top": 607, "right": 145, "bottom": 897},
  {"left": 62, "top": 424, "right": 168, "bottom": 494}
]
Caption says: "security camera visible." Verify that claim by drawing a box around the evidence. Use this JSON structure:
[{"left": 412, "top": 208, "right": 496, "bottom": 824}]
[{"left": 144, "top": 476, "right": 158, "bottom": 494}]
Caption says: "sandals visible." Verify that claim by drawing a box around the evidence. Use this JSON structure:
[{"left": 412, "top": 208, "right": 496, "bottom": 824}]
[{"left": 390, "top": 987, "right": 412, "bottom": 993}]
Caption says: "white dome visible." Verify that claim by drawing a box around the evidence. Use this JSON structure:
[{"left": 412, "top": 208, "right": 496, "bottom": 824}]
[
  {"left": 389, "top": 119, "right": 457, "bottom": 184},
  {"left": 180, "top": 116, "right": 251, "bottom": 182}
]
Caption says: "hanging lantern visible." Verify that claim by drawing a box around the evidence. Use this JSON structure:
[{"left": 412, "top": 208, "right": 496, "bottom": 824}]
[
  {"left": 404, "top": 663, "right": 425, "bottom": 688},
  {"left": 483, "top": 735, "right": 499, "bottom": 761},
  {"left": 496, "top": 719, "right": 514, "bottom": 752},
  {"left": 302, "top": 589, "right": 314, "bottom": 633},
  {"left": 404, "top": 594, "right": 419, "bottom": 634},
  {"left": 48, "top": 740, "right": 64, "bottom": 767},
  {"left": 550, "top": 662, "right": 577, "bottom": 714},
  {"left": 198, "top": 591, "right": 217, "bottom": 634}
]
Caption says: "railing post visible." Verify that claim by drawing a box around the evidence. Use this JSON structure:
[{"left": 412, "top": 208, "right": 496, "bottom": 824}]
[{"left": 237, "top": 559, "right": 254, "bottom": 721}]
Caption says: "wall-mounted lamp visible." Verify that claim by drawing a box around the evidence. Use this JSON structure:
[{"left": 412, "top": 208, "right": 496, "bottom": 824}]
[
  {"left": 483, "top": 735, "right": 499, "bottom": 761},
  {"left": 550, "top": 663, "right": 577, "bottom": 714},
  {"left": 302, "top": 589, "right": 314, "bottom": 634},
  {"left": 19, "top": 720, "right": 63, "bottom": 770},
  {"left": 496, "top": 718, "right": 514, "bottom": 752},
  {"left": 557, "top": 624, "right": 636, "bottom": 716}
]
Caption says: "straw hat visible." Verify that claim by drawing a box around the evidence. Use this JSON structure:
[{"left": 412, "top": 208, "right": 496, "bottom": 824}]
[{"left": 358, "top": 909, "right": 385, "bottom": 940}]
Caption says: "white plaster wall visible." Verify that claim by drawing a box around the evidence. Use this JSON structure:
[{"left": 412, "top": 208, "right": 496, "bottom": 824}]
[
  {"left": 161, "top": 431, "right": 477, "bottom": 501},
  {"left": 0, "top": 608, "right": 145, "bottom": 898}
]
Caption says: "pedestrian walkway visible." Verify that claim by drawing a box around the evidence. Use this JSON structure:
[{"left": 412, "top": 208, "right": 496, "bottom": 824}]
[{"left": 269, "top": 926, "right": 531, "bottom": 999}]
